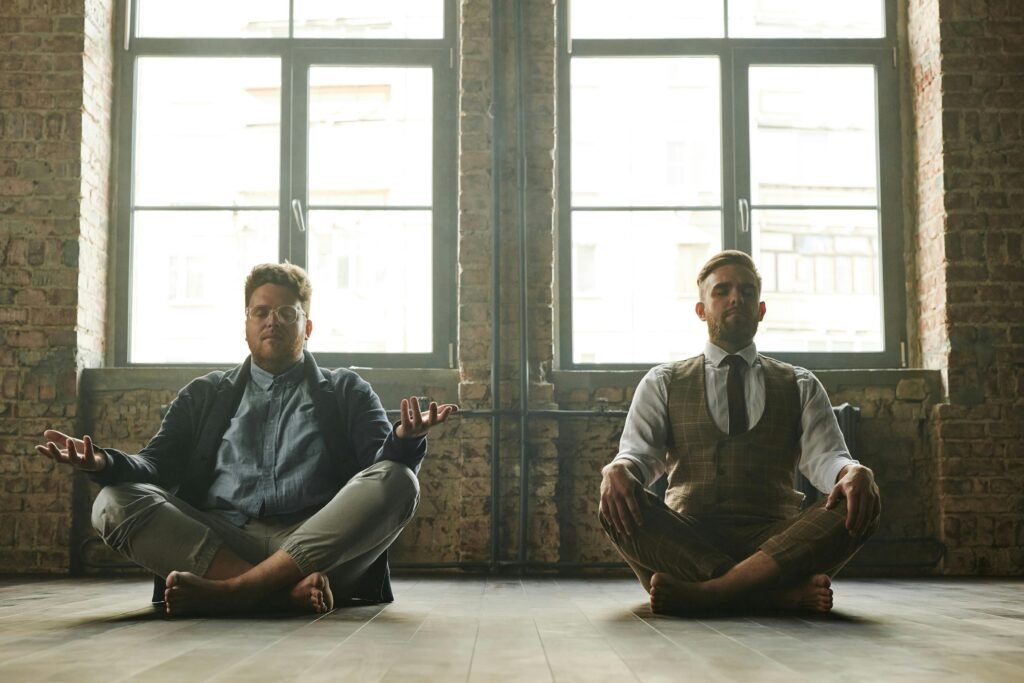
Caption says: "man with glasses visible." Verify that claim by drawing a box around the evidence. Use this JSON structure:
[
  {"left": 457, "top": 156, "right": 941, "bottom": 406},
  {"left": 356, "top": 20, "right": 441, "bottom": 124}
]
[
  {"left": 37, "top": 263, "right": 457, "bottom": 616},
  {"left": 599, "top": 250, "right": 880, "bottom": 615}
]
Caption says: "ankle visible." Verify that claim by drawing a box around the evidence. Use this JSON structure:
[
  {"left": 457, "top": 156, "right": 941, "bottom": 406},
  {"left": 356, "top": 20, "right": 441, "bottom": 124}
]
[{"left": 221, "top": 575, "right": 248, "bottom": 594}]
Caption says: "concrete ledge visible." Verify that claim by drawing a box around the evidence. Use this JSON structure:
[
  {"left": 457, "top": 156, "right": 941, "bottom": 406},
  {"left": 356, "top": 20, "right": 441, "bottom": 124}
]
[
  {"left": 82, "top": 366, "right": 461, "bottom": 406},
  {"left": 552, "top": 367, "right": 945, "bottom": 395},
  {"left": 84, "top": 366, "right": 946, "bottom": 408}
]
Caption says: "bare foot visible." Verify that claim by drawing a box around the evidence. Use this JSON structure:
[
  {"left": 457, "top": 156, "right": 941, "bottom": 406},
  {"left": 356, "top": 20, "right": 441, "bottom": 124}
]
[
  {"left": 649, "top": 572, "right": 715, "bottom": 615},
  {"left": 164, "top": 571, "right": 334, "bottom": 616},
  {"left": 767, "top": 574, "right": 833, "bottom": 613},
  {"left": 164, "top": 571, "right": 252, "bottom": 616},
  {"left": 650, "top": 572, "right": 834, "bottom": 616},
  {"left": 272, "top": 572, "right": 334, "bottom": 614}
]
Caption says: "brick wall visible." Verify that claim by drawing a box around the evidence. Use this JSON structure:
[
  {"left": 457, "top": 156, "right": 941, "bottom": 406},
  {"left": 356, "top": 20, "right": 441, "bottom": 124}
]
[
  {"left": 3, "top": 0, "right": 1023, "bottom": 576},
  {"left": 78, "top": 0, "right": 112, "bottom": 370},
  {"left": 913, "top": 0, "right": 1024, "bottom": 574},
  {"left": 455, "top": 0, "right": 496, "bottom": 563},
  {"left": 456, "top": 0, "right": 561, "bottom": 565},
  {"left": 0, "top": 0, "right": 113, "bottom": 573}
]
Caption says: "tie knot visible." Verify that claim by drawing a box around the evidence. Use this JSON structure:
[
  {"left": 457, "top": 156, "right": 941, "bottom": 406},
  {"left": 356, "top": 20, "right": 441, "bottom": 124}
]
[{"left": 722, "top": 355, "right": 746, "bottom": 370}]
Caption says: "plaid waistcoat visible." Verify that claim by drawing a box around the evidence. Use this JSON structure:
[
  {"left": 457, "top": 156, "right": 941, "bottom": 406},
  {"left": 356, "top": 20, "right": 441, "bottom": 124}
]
[{"left": 665, "top": 353, "right": 804, "bottom": 519}]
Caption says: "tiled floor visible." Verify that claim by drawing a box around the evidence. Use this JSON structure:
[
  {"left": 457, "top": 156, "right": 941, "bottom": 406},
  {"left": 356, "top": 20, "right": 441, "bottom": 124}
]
[{"left": 0, "top": 576, "right": 1021, "bottom": 682}]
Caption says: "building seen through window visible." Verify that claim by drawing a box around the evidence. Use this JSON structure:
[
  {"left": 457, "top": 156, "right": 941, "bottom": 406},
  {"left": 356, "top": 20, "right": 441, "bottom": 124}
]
[
  {"left": 122, "top": 1, "right": 450, "bottom": 365},
  {"left": 564, "top": 0, "right": 897, "bottom": 366}
]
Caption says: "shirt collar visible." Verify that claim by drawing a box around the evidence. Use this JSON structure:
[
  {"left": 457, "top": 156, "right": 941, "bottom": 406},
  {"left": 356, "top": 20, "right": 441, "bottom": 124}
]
[
  {"left": 249, "top": 357, "right": 304, "bottom": 390},
  {"left": 705, "top": 341, "right": 758, "bottom": 368}
]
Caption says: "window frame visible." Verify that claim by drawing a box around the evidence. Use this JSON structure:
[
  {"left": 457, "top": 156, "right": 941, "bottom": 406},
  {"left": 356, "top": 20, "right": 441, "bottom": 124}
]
[
  {"left": 556, "top": 0, "right": 904, "bottom": 370},
  {"left": 112, "top": 0, "right": 458, "bottom": 369}
]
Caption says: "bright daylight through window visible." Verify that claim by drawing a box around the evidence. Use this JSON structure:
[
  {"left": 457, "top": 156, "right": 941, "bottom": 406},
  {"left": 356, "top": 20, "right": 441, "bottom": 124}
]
[
  {"left": 562, "top": 0, "right": 901, "bottom": 368},
  {"left": 120, "top": 1, "right": 452, "bottom": 366}
]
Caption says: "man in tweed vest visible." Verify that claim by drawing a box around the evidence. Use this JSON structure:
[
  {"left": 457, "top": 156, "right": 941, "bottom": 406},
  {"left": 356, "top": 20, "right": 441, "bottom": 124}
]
[{"left": 599, "top": 250, "right": 880, "bottom": 614}]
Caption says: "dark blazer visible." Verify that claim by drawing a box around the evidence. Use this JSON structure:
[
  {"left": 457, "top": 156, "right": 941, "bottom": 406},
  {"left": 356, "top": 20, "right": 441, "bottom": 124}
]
[{"left": 92, "top": 349, "right": 425, "bottom": 602}]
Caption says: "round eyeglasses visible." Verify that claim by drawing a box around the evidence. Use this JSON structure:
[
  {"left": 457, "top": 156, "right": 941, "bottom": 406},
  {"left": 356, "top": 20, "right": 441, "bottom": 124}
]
[{"left": 245, "top": 305, "right": 305, "bottom": 324}]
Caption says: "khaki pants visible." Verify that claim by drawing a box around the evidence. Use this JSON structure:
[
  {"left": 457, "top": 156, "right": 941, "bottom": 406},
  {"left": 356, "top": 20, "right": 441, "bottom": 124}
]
[
  {"left": 601, "top": 489, "right": 879, "bottom": 586},
  {"left": 91, "top": 460, "right": 419, "bottom": 598}
]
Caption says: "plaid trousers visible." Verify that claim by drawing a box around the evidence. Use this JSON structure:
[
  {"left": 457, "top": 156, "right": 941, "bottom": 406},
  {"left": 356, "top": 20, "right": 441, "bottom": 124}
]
[{"left": 601, "top": 489, "right": 879, "bottom": 586}]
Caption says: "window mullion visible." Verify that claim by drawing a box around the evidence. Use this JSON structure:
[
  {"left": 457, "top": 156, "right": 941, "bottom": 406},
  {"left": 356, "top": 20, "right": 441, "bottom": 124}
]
[
  {"left": 721, "top": 45, "right": 742, "bottom": 252},
  {"left": 288, "top": 53, "right": 309, "bottom": 269}
]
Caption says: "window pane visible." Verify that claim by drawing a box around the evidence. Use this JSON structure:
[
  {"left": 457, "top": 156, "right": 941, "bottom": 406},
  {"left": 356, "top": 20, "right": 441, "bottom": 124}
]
[
  {"left": 135, "top": 58, "right": 280, "bottom": 207},
  {"left": 572, "top": 58, "right": 720, "bottom": 207},
  {"left": 729, "top": 0, "right": 884, "bottom": 38},
  {"left": 749, "top": 66, "right": 878, "bottom": 206},
  {"left": 308, "top": 67, "right": 431, "bottom": 207},
  {"left": 753, "top": 209, "right": 882, "bottom": 352},
  {"left": 306, "top": 211, "right": 431, "bottom": 353},
  {"left": 572, "top": 211, "right": 721, "bottom": 364},
  {"left": 137, "top": 0, "right": 288, "bottom": 38},
  {"left": 295, "top": 0, "right": 443, "bottom": 38},
  {"left": 130, "top": 211, "right": 277, "bottom": 363},
  {"left": 571, "top": 0, "right": 723, "bottom": 39}
]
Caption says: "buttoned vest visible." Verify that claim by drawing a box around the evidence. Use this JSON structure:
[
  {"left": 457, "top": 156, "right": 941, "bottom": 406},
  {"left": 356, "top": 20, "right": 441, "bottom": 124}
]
[{"left": 665, "top": 353, "right": 804, "bottom": 519}]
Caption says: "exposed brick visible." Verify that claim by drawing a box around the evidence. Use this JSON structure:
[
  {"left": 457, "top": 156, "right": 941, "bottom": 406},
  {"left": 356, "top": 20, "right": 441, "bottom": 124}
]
[{"left": 0, "top": 0, "right": 1021, "bottom": 577}]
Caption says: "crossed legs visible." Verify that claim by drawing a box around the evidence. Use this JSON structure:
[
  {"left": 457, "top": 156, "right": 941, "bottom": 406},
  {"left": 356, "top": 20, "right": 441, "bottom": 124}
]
[
  {"left": 600, "top": 490, "right": 878, "bottom": 615},
  {"left": 92, "top": 461, "right": 420, "bottom": 616}
]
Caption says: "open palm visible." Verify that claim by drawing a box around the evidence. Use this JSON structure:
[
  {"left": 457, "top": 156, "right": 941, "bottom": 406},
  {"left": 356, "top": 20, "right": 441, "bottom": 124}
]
[{"left": 35, "top": 430, "right": 106, "bottom": 472}]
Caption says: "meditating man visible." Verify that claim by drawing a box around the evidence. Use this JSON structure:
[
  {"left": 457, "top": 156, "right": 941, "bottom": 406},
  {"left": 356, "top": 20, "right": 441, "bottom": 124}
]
[
  {"left": 599, "top": 250, "right": 880, "bottom": 614},
  {"left": 37, "top": 263, "right": 457, "bottom": 616}
]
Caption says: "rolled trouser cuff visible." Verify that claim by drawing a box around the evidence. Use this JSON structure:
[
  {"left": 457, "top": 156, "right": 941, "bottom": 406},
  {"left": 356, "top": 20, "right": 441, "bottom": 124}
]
[{"left": 282, "top": 460, "right": 420, "bottom": 577}]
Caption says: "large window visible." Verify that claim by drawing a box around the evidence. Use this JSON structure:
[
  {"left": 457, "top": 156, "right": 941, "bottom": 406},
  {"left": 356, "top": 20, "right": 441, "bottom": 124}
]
[
  {"left": 115, "top": 0, "right": 456, "bottom": 367},
  {"left": 558, "top": 0, "right": 904, "bottom": 368}
]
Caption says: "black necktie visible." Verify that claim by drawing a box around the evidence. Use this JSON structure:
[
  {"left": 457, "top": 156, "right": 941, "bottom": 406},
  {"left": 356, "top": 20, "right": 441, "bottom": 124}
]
[{"left": 723, "top": 355, "right": 748, "bottom": 436}]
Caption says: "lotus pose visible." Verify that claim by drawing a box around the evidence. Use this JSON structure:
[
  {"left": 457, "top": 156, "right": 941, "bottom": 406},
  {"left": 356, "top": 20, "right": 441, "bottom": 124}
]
[
  {"left": 38, "top": 263, "right": 457, "bottom": 616},
  {"left": 599, "top": 251, "right": 879, "bottom": 615}
]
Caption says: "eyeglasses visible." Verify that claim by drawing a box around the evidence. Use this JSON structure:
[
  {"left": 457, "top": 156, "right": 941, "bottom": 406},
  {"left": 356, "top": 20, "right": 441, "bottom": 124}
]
[{"left": 245, "top": 304, "right": 305, "bottom": 324}]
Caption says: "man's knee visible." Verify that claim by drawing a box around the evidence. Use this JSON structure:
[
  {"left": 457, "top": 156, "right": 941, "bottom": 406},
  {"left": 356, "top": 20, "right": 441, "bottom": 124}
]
[
  {"left": 91, "top": 483, "right": 166, "bottom": 545},
  {"left": 597, "top": 491, "right": 659, "bottom": 546},
  {"left": 820, "top": 497, "right": 880, "bottom": 539},
  {"left": 363, "top": 460, "right": 420, "bottom": 520}
]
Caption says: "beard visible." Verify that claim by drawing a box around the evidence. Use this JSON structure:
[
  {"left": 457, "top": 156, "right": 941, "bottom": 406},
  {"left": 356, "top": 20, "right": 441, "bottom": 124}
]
[{"left": 708, "top": 310, "right": 759, "bottom": 346}]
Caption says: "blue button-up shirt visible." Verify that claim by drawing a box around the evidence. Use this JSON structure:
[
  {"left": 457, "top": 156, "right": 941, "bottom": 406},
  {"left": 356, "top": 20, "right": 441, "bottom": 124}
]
[{"left": 204, "top": 359, "right": 335, "bottom": 526}]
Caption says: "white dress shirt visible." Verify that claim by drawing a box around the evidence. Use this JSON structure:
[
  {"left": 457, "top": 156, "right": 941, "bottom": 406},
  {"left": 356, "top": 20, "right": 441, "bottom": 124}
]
[{"left": 613, "top": 341, "right": 857, "bottom": 495}]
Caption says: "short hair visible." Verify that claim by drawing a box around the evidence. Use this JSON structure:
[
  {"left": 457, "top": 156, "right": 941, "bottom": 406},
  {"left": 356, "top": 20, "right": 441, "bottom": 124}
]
[
  {"left": 244, "top": 263, "right": 313, "bottom": 315},
  {"left": 696, "top": 250, "right": 762, "bottom": 297}
]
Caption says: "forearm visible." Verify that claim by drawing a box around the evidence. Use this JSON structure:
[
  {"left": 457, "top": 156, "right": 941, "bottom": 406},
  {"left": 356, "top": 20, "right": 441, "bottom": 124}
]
[
  {"left": 797, "top": 371, "right": 860, "bottom": 493},
  {"left": 835, "top": 462, "right": 872, "bottom": 483},
  {"left": 376, "top": 428, "right": 427, "bottom": 472},
  {"left": 608, "top": 455, "right": 658, "bottom": 488},
  {"left": 604, "top": 457, "right": 644, "bottom": 481},
  {"left": 89, "top": 447, "right": 162, "bottom": 486},
  {"left": 615, "top": 365, "right": 672, "bottom": 487}
]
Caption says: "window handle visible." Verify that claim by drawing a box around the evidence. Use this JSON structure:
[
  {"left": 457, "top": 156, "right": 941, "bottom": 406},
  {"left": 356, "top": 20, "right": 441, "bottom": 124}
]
[
  {"left": 738, "top": 198, "right": 750, "bottom": 234},
  {"left": 123, "top": 0, "right": 132, "bottom": 50},
  {"left": 291, "top": 198, "right": 307, "bottom": 233}
]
